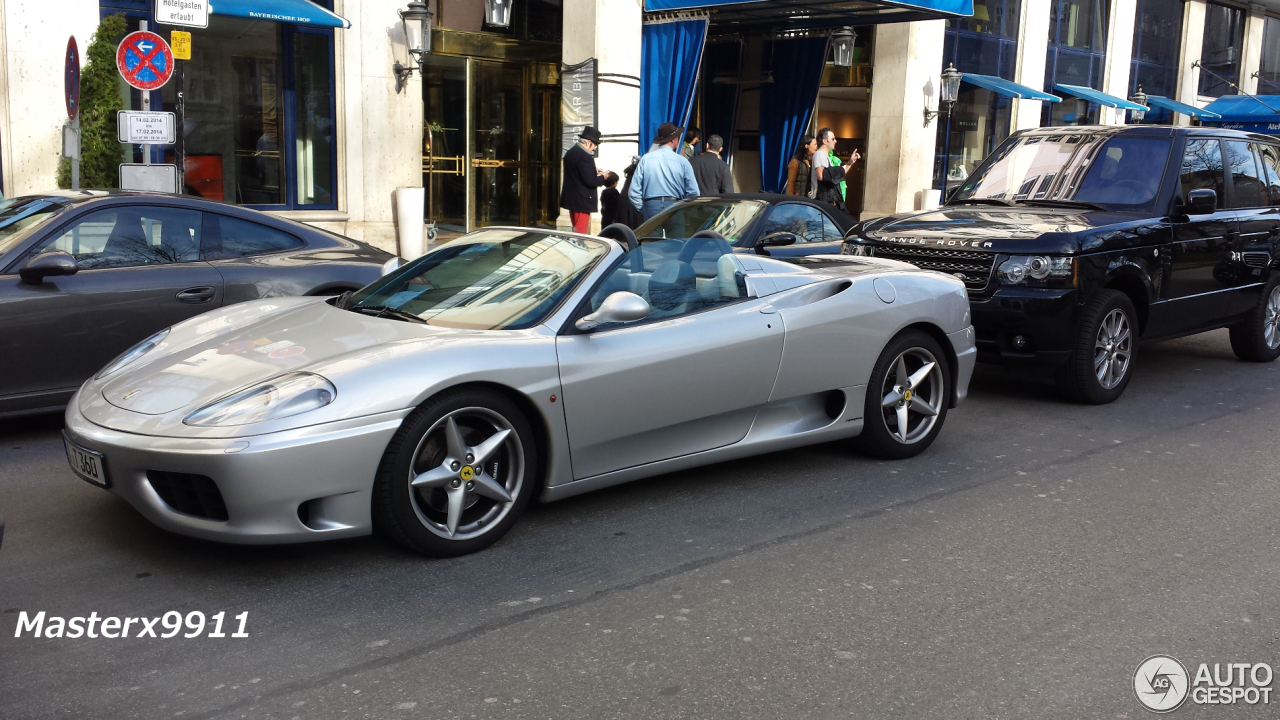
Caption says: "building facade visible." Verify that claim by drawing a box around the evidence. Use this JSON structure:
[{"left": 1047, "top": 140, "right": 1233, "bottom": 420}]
[{"left": 3, "top": 0, "right": 1280, "bottom": 257}]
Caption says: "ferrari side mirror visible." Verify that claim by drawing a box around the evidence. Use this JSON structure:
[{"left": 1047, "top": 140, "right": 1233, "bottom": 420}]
[{"left": 575, "top": 291, "right": 650, "bottom": 332}]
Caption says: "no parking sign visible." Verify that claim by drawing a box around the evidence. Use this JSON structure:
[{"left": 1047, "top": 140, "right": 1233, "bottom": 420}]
[{"left": 116, "top": 30, "right": 174, "bottom": 91}]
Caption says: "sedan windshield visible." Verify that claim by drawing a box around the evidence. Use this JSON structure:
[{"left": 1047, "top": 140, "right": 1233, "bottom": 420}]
[
  {"left": 347, "top": 230, "right": 608, "bottom": 330},
  {"left": 0, "top": 197, "right": 69, "bottom": 256},
  {"left": 635, "top": 199, "right": 768, "bottom": 244},
  {"left": 951, "top": 134, "right": 1173, "bottom": 212}
]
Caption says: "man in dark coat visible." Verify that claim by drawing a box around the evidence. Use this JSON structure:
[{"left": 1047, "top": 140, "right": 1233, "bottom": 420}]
[
  {"left": 689, "top": 134, "right": 734, "bottom": 196},
  {"left": 560, "top": 126, "right": 606, "bottom": 234}
]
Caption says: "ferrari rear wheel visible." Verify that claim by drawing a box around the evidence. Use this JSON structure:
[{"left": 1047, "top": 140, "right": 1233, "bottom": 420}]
[
  {"left": 373, "top": 388, "right": 538, "bottom": 557},
  {"left": 855, "top": 330, "right": 951, "bottom": 460}
]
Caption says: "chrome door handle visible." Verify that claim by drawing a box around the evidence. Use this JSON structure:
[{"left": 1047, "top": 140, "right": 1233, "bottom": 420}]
[{"left": 176, "top": 287, "right": 216, "bottom": 303}]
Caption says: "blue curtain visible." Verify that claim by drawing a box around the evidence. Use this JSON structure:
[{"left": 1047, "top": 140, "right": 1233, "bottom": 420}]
[
  {"left": 759, "top": 36, "right": 829, "bottom": 193},
  {"left": 640, "top": 18, "right": 709, "bottom": 148},
  {"left": 702, "top": 40, "right": 742, "bottom": 163}
]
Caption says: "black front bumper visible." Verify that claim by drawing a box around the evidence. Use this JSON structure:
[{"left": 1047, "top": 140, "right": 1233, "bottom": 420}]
[{"left": 970, "top": 286, "right": 1082, "bottom": 366}]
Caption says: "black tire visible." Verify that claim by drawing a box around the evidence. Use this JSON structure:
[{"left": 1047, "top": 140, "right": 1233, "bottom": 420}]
[
  {"left": 1229, "top": 275, "right": 1280, "bottom": 362},
  {"left": 855, "top": 329, "right": 951, "bottom": 460},
  {"left": 372, "top": 388, "right": 539, "bottom": 557},
  {"left": 1054, "top": 289, "right": 1138, "bottom": 404}
]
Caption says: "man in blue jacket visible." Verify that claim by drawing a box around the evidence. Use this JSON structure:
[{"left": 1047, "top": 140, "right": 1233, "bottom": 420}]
[
  {"left": 560, "top": 126, "right": 606, "bottom": 234},
  {"left": 628, "top": 122, "right": 699, "bottom": 221}
]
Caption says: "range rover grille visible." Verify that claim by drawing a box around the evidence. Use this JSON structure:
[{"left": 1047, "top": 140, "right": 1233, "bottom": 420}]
[{"left": 869, "top": 245, "right": 996, "bottom": 291}]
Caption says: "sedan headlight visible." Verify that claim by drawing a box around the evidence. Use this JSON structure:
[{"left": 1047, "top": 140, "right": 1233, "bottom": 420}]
[
  {"left": 183, "top": 372, "right": 336, "bottom": 427},
  {"left": 997, "top": 255, "right": 1075, "bottom": 287},
  {"left": 95, "top": 328, "right": 169, "bottom": 379}
]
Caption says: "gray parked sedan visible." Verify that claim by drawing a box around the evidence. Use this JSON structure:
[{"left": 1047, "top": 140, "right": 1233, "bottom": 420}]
[{"left": 0, "top": 191, "right": 397, "bottom": 418}]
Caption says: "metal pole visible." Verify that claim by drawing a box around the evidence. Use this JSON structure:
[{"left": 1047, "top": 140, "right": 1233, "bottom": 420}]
[
  {"left": 176, "top": 57, "right": 184, "bottom": 194},
  {"left": 941, "top": 102, "right": 953, "bottom": 199},
  {"left": 71, "top": 117, "right": 80, "bottom": 190},
  {"left": 140, "top": 20, "right": 151, "bottom": 167}
]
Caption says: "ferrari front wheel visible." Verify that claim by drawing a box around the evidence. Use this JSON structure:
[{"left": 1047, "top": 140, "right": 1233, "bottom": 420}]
[
  {"left": 373, "top": 388, "right": 538, "bottom": 557},
  {"left": 855, "top": 330, "right": 951, "bottom": 460}
]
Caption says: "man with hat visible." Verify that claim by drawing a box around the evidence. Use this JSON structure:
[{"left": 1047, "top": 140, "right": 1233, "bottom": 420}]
[
  {"left": 560, "top": 126, "right": 608, "bottom": 234},
  {"left": 628, "top": 122, "right": 700, "bottom": 221}
]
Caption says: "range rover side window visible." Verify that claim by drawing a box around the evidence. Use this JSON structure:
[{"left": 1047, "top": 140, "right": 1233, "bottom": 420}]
[
  {"left": 1224, "top": 140, "right": 1266, "bottom": 208},
  {"left": 1255, "top": 144, "right": 1280, "bottom": 206},
  {"left": 1179, "top": 139, "right": 1226, "bottom": 206}
]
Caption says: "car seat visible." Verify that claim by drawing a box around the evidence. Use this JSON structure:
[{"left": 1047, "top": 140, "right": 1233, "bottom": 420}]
[{"left": 646, "top": 259, "right": 698, "bottom": 316}]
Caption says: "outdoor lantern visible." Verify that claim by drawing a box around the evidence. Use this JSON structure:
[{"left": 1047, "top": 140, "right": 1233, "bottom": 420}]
[
  {"left": 1130, "top": 87, "right": 1149, "bottom": 122},
  {"left": 831, "top": 27, "right": 856, "bottom": 67},
  {"left": 394, "top": 1, "right": 433, "bottom": 93},
  {"left": 940, "top": 64, "right": 963, "bottom": 107},
  {"left": 485, "top": 0, "right": 513, "bottom": 28}
]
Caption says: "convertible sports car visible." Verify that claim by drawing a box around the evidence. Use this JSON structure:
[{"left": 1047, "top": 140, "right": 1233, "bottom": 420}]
[{"left": 63, "top": 226, "right": 976, "bottom": 556}]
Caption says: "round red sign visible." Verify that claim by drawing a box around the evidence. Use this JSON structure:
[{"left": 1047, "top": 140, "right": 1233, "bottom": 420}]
[
  {"left": 116, "top": 31, "right": 174, "bottom": 91},
  {"left": 65, "top": 37, "right": 80, "bottom": 119}
]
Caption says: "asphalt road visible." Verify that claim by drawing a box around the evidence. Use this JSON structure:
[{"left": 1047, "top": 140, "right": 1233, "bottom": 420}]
[{"left": 2, "top": 329, "right": 1279, "bottom": 719}]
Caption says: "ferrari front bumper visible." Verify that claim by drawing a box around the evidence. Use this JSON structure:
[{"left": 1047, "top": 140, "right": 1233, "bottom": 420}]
[
  {"left": 947, "top": 325, "right": 977, "bottom": 405},
  {"left": 64, "top": 394, "right": 409, "bottom": 544}
]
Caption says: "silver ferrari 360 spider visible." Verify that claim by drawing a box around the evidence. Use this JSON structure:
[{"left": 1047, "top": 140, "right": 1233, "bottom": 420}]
[{"left": 63, "top": 227, "right": 975, "bottom": 556}]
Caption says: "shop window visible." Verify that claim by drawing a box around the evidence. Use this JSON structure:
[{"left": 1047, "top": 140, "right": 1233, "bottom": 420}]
[
  {"left": 1257, "top": 17, "right": 1280, "bottom": 93},
  {"left": 1199, "top": 3, "right": 1245, "bottom": 97},
  {"left": 147, "top": 13, "right": 338, "bottom": 210},
  {"left": 935, "top": 87, "right": 1012, "bottom": 191},
  {"left": 1129, "top": 0, "right": 1184, "bottom": 123},
  {"left": 1043, "top": 0, "right": 1108, "bottom": 127}
]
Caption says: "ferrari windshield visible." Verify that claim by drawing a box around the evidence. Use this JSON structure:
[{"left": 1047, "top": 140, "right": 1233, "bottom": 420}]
[
  {"left": 0, "top": 197, "right": 70, "bottom": 255},
  {"left": 636, "top": 199, "right": 768, "bottom": 244},
  {"left": 347, "top": 230, "right": 608, "bottom": 330},
  {"left": 951, "top": 134, "right": 1173, "bottom": 212}
]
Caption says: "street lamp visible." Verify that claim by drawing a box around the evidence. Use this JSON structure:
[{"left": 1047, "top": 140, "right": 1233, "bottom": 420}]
[
  {"left": 394, "top": 1, "right": 433, "bottom": 94},
  {"left": 831, "top": 27, "right": 856, "bottom": 67},
  {"left": 930, "top": 64, "right": 963, "bottom": 198},
  {"left": 485, "top": 0, "right": 513, "bottom": 28},
  {"left": 1129, "top": 87, "right": 1149, "bottom": 122}
]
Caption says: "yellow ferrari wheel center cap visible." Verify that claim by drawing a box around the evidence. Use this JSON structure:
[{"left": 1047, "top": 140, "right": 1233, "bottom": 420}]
[
  {"left": 460, "top": 466, "right": 475, "bottom": 481},
  {"left": 903, "top": 389, "right": 913, "bottom": 402}
]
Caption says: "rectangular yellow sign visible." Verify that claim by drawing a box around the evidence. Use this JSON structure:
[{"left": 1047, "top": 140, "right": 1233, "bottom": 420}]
[{"left": 171, "top": 30, "right": 191, "bottom": 60}]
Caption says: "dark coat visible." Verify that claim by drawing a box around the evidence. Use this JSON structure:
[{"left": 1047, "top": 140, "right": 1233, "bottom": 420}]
[
  {"left": 689, "top": 152, "right": 735, "bottom": 196},
  {"left": 560, "top": 143, "right": 605, "bottom": 213}
]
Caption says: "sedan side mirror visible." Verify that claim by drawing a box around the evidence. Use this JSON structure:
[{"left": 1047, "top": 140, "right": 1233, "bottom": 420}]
[
  {"left": 19, "top": 251, "right": 78, "bottom": 285},
  {"left": 1186, "top": 188, "right": 1217, "bottom": 215},
  {"left": 575, "top": 291, "right": 650, "bottom": 332},
  {"left": 755, "top": 232, "right": 797, "bottom": 255}
]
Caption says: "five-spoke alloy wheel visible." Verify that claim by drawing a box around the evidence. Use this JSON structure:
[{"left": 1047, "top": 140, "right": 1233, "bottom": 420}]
[
  {"left": 857, "top": 330, "right": 951, "bottom": 459},
  {"left": 374, "top": 388, "right": 538, "bottom": 557}
]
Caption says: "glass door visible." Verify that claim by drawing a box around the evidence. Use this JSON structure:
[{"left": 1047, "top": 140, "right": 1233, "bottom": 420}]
[
  {"left": 423, "top": 55, "right": 467, "bottom": 232},
  {"left": 472, "top": 61, "right": 526, "bottom": 227},
  {"left": 529, "top": 83, "right": 561, "bottom": 227}
]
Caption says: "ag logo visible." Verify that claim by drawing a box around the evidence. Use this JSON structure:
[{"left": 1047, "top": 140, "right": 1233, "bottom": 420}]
[{"left": 1135, "top": 655, "right": 1190, "bottom": 713}]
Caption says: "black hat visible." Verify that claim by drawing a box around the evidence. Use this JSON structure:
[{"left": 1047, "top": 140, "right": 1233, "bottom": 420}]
[
  {"left": 578, "top": 126, "right": 603, "bottom": 144},
  {"left": 652, "top": 122, "right": 684, "bottom": 145}
]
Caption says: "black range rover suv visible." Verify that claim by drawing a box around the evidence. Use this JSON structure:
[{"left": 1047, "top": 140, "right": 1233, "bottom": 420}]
[{"left": 844, "top": 125, "right": 1280, "bottom": 403}]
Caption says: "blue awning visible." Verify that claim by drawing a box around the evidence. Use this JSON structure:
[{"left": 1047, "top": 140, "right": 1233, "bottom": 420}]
[
  {"left": 645, "top": 0, "right": 973, "bottom": 18},
  {"left": 211, "top": 0, "right": 350, "bottom": 28},
  {"left": 1053, "top": 84, "right": 1146, "bottom": 111},
  {"left": 962, "top": 73, "right": 1060, "bottom": 102},
  {"left": 1142, "top": 94, "right": 1221, "bottom": 119},
  {"left": 1199, "top": 95, "right": 1280, "bottom": 122}
]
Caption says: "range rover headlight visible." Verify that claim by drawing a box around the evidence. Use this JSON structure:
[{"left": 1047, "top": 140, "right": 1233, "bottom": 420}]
[
  {"left": 95, "top": 328, "right": 169, "bottom": 379},
  {"left": 997, "top": 255, "right": 1074, "bottom": 287},
  {"left": 183, "top": 372, "right": 336, "bottom": 427},
  {"left": 841, "top": 242, "right": 868, "bottom": 256}
]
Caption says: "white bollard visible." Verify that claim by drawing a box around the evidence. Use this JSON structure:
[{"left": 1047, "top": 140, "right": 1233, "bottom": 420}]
[{"left": 394, "top": 187, "right": 426, "bottom": 259}]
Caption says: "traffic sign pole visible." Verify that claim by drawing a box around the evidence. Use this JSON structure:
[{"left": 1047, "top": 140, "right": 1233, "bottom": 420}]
[
  {"left": 140, "top": 21, "right": 152, "bottom": 167},
  {"left": 71, "top": 117, "right": 80, "bottom": 190}
]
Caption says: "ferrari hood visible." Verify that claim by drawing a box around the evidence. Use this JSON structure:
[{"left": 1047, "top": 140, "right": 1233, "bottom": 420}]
[{"left": 98, "top": 297, "right": 442, "bottom": 416}]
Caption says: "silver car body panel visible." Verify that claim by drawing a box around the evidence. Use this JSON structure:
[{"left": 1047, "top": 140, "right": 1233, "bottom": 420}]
[{"left": 63, "top": 233, "right": 975, "bottom": 544}]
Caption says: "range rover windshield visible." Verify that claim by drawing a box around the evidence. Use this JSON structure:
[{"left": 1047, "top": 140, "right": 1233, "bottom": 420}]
[{"left": 950, "top": 134, "right": 1173, "bottom": 212}]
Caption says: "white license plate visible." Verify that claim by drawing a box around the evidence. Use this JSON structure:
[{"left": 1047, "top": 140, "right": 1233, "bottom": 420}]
[{"left": 64, "top": 434, "right": 109, "bottom": 488}]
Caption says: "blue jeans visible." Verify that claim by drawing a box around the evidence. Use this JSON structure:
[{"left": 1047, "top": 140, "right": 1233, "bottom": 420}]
[{"left": 642, "top": 197, "right": 678, "bottom": 221}]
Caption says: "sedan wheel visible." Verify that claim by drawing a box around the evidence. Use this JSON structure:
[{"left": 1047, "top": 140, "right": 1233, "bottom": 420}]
[
  {"left": 856, "top": 330, "right": 951, "bottom": 459},
  {"left": 374, "top": 389, "right": 538, "bottom": 557},
  {"left": 1229, "top": 277, "right": 1280, "bottom": 363}
]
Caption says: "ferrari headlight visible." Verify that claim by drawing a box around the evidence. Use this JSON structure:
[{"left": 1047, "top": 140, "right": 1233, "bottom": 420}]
[
  {"left": 95, "top": 328, "right": 169, "bottom": 379},
  {"left": 997, "top": 256, "right": 1074, "bottom": 286},
  {"left": 183, "top": 372, "right": 336, "bottom": 427}
]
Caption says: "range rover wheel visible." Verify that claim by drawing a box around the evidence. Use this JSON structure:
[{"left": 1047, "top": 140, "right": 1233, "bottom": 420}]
[
  {"left": 1229, "top": 276, "right": 1280, "bottom": 363},
  {"left": 1055, "top": 289, "right": 1137, "bottom": 404},
  {"left": 373, "top": 388, "right": 538, "bottom": 557},
  {"left": 855, "top": 330, "right": 951, "bottom": 460}
]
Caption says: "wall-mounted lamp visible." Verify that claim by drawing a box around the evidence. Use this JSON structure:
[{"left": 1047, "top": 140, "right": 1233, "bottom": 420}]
[
  {"left": 485, "top": 0, "right": 513, "bottom": 28},
  {"left": 831, "top": 27, "right": 856, "bottom": 67},
  {"left": 924, "top": 64, "right": 962, "bottom": 126},
  {"left": 1129, "top": 87, "right": 1148, "bottom": 122},
  {"left": 394, "top": 1, "right": 433, "bottom": 94}
]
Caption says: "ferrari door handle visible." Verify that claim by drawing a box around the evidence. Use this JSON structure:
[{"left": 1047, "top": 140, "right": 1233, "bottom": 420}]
[{"left": 176, "top": 286, "right": 216, "bottom": 303}]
